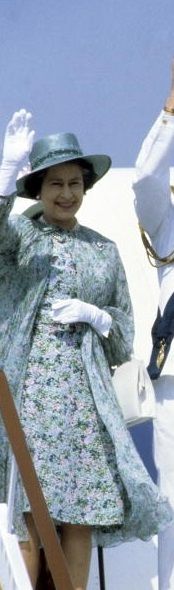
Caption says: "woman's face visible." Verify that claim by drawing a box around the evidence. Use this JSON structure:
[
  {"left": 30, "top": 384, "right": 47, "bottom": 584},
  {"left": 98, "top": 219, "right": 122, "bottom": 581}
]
[{"left": 40, "top": 162, "right": 84, "bottom": 228}]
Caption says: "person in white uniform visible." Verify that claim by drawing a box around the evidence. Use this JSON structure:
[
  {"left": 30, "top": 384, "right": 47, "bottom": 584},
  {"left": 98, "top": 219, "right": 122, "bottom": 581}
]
[{"left": 133, "top": 62, "right": 174, "bottom": 590}]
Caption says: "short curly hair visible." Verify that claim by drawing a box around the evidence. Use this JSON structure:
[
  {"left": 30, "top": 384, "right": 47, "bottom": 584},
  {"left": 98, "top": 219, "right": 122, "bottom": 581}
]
[{"left": 24, "top": 159, "right": 97, "bottom": 199}]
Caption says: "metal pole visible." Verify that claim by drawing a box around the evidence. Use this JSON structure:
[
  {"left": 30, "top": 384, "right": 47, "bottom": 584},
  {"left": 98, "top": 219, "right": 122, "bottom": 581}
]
[{"left": 97, "top": 546, "right": 106, "bottom": 590}]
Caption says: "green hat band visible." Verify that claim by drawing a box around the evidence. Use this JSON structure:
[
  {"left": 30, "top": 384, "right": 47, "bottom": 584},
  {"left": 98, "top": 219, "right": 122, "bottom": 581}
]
[{"left": 31, "top": 148, "right": 83, "bottom": 170}]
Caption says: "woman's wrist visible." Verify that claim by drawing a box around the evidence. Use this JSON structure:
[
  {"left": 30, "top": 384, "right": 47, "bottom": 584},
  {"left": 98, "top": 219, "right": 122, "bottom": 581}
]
[{"left": 0, "top": 165, "right": 17, "bottom": 196}]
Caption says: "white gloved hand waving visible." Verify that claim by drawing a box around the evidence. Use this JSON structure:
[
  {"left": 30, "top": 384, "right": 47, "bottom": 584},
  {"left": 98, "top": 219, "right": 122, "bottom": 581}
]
[
  {"left": 51, "top": 298, "right": 112, "bottom": 337},
  {"left": 0, "top": 109, "right": 35, "bottom": 196}
]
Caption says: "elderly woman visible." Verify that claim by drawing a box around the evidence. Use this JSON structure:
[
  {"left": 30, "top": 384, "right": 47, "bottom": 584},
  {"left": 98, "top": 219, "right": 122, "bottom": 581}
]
[{"left": 0, "top": 110, "right": 172, "bottom": 590}]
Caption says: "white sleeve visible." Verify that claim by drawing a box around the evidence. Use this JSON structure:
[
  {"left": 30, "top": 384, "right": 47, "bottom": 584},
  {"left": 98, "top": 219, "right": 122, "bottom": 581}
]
[
  {"left": 133, "top": 111, "right": 174, "bottom": 236},
  {"left": 135, "top": 110, "right": 174, "bottom": 186}
]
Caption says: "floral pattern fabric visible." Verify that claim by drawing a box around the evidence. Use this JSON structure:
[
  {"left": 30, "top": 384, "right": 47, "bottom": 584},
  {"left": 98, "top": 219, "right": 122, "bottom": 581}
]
[
  {"left": 16, "top": 232, "right": 126, "bottom": 535},
  {"left": 0, "top": 198, "right": 173, "bottom": 546}
]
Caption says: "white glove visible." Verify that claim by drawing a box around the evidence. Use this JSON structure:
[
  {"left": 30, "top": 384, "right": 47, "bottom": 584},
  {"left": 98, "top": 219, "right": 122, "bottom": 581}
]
[
  {"left": 51, "top": 298, "right": 112, "bottom": 337},
  {"left": 0, "top": 109, "right": 35, "bottom": 196}
]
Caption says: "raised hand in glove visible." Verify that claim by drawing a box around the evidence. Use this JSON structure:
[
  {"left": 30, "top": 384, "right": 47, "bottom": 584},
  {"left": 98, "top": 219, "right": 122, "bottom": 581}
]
[
  {"left": 0, "top": 108, "right": 35, "bottom": 196},
  {"left": 51, "top": 298, "right": 112, "bottom": 337}
]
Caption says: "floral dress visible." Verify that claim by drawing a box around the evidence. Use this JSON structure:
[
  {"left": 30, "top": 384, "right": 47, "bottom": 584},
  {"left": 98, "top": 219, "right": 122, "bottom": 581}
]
[{"left": 14, "top": 225, "right": 128, "bottom": 539}]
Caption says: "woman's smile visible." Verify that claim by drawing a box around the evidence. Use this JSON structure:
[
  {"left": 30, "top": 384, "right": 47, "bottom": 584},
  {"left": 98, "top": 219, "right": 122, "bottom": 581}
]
[
  {"left": 40, "top": 162, "right": 84, "bottom": 228},
  {"left": 55, "top": 200, "right": 76, "bottom": 208}
]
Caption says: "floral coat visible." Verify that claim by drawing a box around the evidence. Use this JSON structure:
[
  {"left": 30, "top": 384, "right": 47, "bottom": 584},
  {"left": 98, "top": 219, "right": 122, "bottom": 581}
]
[{"left": 0, "top": 194, "right": 172, "bottom": 547}]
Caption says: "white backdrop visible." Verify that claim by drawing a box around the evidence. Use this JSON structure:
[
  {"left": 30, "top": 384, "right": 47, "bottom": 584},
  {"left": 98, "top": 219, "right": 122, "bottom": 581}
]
[{"left": 12, "top": 169, "right": 159, "bottom": 590}]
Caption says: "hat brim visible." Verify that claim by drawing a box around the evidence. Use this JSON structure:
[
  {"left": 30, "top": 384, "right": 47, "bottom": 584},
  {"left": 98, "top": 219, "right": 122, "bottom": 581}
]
[{"left": 16, "top": 153, "right": 111, "bottom": 199}]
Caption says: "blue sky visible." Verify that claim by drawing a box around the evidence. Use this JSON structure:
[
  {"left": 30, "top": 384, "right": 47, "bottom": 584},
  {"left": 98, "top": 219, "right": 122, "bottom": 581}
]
[{"left": 0, "top": 0, "right": 174, "bottom": 166}]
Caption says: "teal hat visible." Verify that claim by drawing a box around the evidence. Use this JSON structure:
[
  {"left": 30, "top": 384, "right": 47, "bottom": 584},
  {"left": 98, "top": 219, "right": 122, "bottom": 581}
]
[{"left": 16, "top": 132, "right": 111, "bottom": 198}]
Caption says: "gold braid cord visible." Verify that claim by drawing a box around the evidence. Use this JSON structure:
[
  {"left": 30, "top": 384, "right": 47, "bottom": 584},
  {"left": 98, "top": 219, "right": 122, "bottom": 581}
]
[
  {"left": 139, "top": 224, "right": 174, "bottom": 267},
  {"left": 139, "top": 186, "right": 174, "bottom": 267}
]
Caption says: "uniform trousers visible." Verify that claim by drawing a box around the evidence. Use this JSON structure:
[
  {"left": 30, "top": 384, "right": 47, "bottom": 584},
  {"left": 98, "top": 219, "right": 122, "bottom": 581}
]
[{"left": 153, "top": 376, "right": 174, "bottom": 590}]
